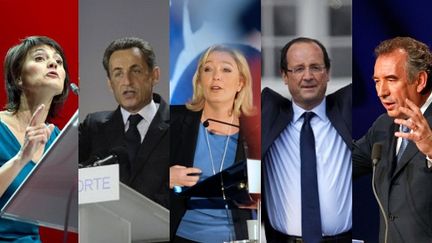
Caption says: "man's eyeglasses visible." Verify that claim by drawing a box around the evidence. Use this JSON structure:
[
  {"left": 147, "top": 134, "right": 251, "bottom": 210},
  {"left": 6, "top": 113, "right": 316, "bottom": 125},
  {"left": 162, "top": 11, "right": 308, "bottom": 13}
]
[{"left": 286, "top": 64, "right": 326, "bottom": 76}]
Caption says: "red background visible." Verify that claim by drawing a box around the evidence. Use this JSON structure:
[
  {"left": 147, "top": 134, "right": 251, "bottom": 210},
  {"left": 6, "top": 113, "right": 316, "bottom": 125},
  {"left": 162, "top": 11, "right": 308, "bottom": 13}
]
[{"left": 0, "top": 0, "right": 78, "bottom": 241}]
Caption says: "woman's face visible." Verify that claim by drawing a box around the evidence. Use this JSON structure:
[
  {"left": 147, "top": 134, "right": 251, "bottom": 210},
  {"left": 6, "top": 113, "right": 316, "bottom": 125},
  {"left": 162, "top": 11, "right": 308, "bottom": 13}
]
[
  {"left": 200, "top": 51, "right": 244, "bottom": 108},
  {"left": 20, "top": 44, "right": 65, "bottom": 96}
]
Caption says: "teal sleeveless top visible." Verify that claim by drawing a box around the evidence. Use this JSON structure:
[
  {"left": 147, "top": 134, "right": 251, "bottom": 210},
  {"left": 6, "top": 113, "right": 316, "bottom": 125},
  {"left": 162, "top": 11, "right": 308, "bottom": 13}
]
[{"left": 0, "top": 119, "right": 59, "bottom": 242}]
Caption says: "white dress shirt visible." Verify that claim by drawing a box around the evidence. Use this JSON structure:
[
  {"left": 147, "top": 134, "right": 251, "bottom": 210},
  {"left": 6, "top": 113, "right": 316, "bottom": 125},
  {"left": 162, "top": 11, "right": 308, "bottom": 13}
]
[
  {"left": 120, "top": 99, "right": 159, "bottom": 142},
  {"left": 264, "top": 98, "right": 352, "bottom": 236}
]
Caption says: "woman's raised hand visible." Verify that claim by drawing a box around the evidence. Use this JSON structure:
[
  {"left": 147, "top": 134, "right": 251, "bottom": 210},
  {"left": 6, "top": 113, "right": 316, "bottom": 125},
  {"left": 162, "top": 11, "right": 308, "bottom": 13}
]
[{"left": 16, "top": 104, "right": 54, "bottom": 165}]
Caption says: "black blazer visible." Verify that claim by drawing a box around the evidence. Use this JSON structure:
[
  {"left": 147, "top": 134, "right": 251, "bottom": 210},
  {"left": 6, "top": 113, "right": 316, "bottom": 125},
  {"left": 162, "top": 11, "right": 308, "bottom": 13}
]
[
  {"left": 261, "top": 85, "right": 352, "bottom": 242},
  {"left": 79, "top": 93, "right": 170, "bottom": 209},
  {"left": 170, "top": 105, "right": 251, "bottom": 241},
  {"left": 353, "top": 101, "right": 432, "bottom": 242}
]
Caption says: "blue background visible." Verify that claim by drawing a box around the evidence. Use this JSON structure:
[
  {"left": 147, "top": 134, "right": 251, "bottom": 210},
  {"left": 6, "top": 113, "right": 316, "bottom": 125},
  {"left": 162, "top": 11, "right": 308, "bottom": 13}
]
[{"left": 353, "top": 1, "right": 432, "bottom": 242}]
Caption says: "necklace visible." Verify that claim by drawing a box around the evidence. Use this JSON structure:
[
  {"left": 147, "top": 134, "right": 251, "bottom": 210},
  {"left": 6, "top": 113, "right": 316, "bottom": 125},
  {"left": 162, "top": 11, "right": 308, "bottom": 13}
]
[
  {"left": 204, "top": 115, "right": 234, "bottom": 175},
  {"left": 203, "top": 115, "right": 236, "bottom": 240}
]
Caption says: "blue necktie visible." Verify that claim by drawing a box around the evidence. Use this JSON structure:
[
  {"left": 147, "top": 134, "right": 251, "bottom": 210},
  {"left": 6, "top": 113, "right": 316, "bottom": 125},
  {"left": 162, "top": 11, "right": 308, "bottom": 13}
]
[
  {"left": 300, "top": 112, "right": 322, "bottom": 243},
  {"left": 397, "top": 125, "right": 410, "bottom": 162}
]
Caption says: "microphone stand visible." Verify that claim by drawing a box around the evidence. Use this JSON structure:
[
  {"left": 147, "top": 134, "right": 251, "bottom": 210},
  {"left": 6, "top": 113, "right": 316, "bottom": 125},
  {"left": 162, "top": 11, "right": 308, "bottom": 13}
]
[
  {"left": 372, "top": 164, "right": 388, "bottom": 243},
  {"left": 203, "top": 118, "right": 240, "bottom": 129},
  {"left": 205, "top": 118, "right": 260, "bottom": 242},
  {"left": 371, "top": 143, "right": 387, "bottom": 243},
  {"left": 205, "top": 118, "right": 239, "bottom": 241}
]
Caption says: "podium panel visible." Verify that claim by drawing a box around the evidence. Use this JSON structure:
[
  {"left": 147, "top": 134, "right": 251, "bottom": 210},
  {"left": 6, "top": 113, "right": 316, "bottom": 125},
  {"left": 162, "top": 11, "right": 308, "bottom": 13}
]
[
  {"left": 79, "top": 183, "right": 169, "bottom": 243},
  {"left": 80, "top": 205, "right": 131, "bottom": 243},
  {"left": 0, "top": 111, "right": 78, "bottom": 232}
]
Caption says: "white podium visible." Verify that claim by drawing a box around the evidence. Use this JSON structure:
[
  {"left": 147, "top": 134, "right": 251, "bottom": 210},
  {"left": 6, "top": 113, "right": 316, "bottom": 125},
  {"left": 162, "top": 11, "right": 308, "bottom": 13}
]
[
  {"left": 79, "top": 182, "right": 169, "bottom": 243},
  {"left": 1, "top": 110, "right": 78, "bottom": 232}
]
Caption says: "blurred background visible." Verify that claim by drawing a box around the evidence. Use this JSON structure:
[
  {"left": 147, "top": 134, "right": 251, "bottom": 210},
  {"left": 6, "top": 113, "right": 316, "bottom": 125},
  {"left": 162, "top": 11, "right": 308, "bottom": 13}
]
[
  {"left": 79, "top": 0, "right": 169, "bottom": 120},
  {"left": 169, "top": 0, "right": 262, "bottom": 161},
  {"left": 169, "top": 0, "right": 261, "bottom": 105},
  {"left": 261, "top": 0, "right": 352, "bottom": 96}
]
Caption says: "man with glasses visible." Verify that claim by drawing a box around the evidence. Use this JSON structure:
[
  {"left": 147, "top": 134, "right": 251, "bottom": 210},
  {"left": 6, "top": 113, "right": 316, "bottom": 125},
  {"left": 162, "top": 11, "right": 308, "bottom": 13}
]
[{"left": 262, "top": 37, "right": 352, "bottom": 243}]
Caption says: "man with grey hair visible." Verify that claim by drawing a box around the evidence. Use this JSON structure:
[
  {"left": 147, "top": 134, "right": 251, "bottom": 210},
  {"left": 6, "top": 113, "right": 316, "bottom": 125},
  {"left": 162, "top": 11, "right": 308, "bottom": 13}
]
[{"left": 353, "top": 36, "right": 432, "bottom": 242}]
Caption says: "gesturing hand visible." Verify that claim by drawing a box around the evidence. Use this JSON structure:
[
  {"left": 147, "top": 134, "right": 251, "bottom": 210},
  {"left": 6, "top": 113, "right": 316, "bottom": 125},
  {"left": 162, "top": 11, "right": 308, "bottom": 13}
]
[
  {"left": 17, "top": 104, "right": 54, "bottom": 165},
  {"left": 394, "top": 98, "right": 432, "bottom": 157}
]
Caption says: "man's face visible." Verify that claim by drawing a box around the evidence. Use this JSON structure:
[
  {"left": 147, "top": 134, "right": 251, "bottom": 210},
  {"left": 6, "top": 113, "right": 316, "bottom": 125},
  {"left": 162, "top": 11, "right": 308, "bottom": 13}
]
[
  {"left": 282, "top": 42, "right": 329, "bottom": 110},
  {"left": 107, "top": 47, "right": 159, "bottom": 113},
  {"left": 373, "top": 49, "right": 422, "bottom": 118}
]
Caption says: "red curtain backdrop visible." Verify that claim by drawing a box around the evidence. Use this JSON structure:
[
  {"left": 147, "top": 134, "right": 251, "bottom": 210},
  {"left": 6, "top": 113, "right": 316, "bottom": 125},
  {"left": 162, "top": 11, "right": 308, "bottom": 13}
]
[{"left": 0, "top": 0, "right": 78, "bottom": 241}]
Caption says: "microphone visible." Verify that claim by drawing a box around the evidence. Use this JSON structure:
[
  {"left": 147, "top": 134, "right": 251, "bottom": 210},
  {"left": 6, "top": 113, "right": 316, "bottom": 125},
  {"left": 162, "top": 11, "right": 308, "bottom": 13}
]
[
  {"left": 92, "top": 154, "right": 118, "bottom": 167},
  {"left": 203, "top": 118, "right": 240, "bottom": 128},
  {"left": 79, "top": 155, "right": 101, "bottom": 168},
  {"left": 203, "top": 118, "right": 248, "bottom": 157},
  {"left": 371, "top": 143, "right": 388, "bottom": 243},
  {"left": 88, "top": 147, "right": 129, "bottom": 167},
  {"left": 372, "top": 143, "right": 382, "bottom": 166},
  {"left": 70, "top": 83, "right": 79, "bottom": 95}
]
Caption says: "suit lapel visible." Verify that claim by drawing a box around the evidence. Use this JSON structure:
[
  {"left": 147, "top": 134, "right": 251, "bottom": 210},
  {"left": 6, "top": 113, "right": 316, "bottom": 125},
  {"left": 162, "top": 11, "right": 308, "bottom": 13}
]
[
  {"left": 326, "top": 99, "right": 352, "bottom": 149},
  {"left": 102, "top": 107, "right": 127, "bottom": 150},
  {"left": 392, "top": 141, "right": 418, "bottom": 178},
  {"left": 374, "top": 123, "right": 398, "bottom": 211},
  {"left": 129, "top": 98, "right": 169, "bottom": 181},
  {"left": 181, "top": 110, "right": 202, "bottom": 168},
  {"left": 264, "top": 105, "right": 292, "bottom": 156},
  {"left": 387, "top": 124, "right": 398, "bottom": 177},
  {"left": 392, "top": 104, "right": 432, "bottom": 178}
]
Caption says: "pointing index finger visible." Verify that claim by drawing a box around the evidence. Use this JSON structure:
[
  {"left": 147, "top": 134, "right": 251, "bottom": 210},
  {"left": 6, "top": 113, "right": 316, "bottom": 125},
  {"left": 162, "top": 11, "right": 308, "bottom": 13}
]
[{"left": 29, "top": 104, "right": 45, "bottom": 127}]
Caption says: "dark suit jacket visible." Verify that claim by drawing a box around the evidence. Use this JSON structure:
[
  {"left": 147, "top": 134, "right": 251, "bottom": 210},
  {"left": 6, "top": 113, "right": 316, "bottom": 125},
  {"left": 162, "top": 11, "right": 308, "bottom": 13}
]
[
  {"left": 261, "top": 85, "right": 352, "bottom": 242},
  {"left": 79, "top": 93, "right": 170, "bottom": 209},
  {"left": 170, "top": 105, "right": 251, "bottom": 241},
  {"left": 353, "top": 100, "right": 432, "bottom": 243}
]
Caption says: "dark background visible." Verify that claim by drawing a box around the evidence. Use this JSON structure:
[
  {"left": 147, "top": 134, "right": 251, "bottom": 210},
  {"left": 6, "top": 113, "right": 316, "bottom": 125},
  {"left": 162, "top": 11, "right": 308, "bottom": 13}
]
[{"left": 353, "top": 0, "right": 432, "bottom": 242}]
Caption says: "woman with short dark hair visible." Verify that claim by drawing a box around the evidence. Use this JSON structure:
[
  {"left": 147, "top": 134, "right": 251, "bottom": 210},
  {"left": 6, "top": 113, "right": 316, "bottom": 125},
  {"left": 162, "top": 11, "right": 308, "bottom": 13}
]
[{"left": 0, "top": 36, "right": 70, "bottom": 242}]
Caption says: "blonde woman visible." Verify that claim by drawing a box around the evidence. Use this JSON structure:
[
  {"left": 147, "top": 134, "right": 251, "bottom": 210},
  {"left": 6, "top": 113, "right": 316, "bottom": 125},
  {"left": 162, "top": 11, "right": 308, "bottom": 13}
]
[{"left": 170, "top": 45, "right": 255, "bottom": 242}]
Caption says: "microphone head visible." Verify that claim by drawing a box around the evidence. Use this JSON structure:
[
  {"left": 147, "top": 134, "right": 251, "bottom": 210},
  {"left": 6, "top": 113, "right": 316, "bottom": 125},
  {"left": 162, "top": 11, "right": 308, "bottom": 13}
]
[
  {"left": 110, "top": 146, "right": 129, "bottom": 165},
  {"left": 70, "top": 83, "right": 79, "bottom": 95},
  {"left": 203, "top": 119, "right": 209, "bottom": 127},
  {"left": 80, "top": 154, "right": 101, "bottom": 167},
  {"left": 371, "top": 143, "right": 382, "bottom": 166}
]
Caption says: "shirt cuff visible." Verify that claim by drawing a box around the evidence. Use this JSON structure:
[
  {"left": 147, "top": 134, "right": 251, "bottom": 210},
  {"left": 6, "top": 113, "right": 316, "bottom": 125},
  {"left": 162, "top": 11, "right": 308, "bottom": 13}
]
[{"left": 427, "top": 155, "right": 432, "bottom": 169}]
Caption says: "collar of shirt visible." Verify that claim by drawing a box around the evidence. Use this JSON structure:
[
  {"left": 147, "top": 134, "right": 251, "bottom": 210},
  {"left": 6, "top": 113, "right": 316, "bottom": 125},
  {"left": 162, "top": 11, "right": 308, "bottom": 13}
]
[
  {"left": 420, "top": 92, "right": 432, "bottom": 114},
  {"left": 120, "top": 99, "right": 158, "bottom": 128},
  {"left": 292, "top": 97, "right": 328, "bottom": 126}
]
